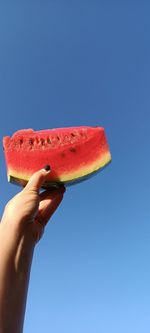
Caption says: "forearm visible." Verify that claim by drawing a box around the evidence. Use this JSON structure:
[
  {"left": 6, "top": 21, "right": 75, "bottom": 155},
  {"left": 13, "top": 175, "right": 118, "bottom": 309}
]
[{"left": 0, "top": 224, "right": 35, "bottom": 333}]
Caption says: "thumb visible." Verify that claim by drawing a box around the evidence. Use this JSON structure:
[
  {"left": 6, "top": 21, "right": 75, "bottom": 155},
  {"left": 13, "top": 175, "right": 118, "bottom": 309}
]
[{"left": 24, "top": 165, "right": 51, "bottom": 192}]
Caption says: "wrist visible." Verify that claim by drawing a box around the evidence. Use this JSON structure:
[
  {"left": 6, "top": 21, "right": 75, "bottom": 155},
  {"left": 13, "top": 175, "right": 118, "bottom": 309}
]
[{"left": 0, "top": 222, "right": 35, "bottom": 272}]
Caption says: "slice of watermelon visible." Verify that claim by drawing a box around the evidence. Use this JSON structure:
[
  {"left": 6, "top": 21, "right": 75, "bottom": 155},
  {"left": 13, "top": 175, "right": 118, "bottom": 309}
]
[{"left": 3, "top": 126, "right": 111, "bottom": 188}]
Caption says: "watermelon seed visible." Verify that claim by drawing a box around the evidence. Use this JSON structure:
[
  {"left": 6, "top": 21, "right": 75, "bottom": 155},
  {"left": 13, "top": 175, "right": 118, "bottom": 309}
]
[
  {"left": 47, "top": 138, "right": 51, "bottom": 144},
  {"left": 70, "top": 147, "right": 76, "bottom": 153},
  {"left": 41, "top": 139, "right": 45, "bottom": 146},
  {"left": 71, "top": 133, "right": 76, "bottom": 137},
  {"left": 20, "top": 139, "right": 23, "bottom": 144},
  {"left": 29, "top": 139, "right": 34, "bottom": 145},
  {"left": 57, "top": 136, "right": 60, "bottom": 141}
]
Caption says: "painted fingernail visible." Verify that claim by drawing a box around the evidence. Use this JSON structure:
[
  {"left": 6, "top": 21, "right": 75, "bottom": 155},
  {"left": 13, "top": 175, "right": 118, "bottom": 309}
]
[{"left": 43, "top": 165, "right": 51, "bottom": 172}]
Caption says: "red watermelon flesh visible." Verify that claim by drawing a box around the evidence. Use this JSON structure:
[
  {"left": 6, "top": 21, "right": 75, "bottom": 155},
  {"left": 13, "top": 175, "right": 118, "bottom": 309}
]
[{"left": 3, "top": 126, "right": 111, "bottom": 187}]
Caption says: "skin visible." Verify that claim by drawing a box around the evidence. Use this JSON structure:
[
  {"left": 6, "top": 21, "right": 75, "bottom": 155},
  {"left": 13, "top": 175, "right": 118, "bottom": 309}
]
[{"left": 0, "top": 168, "right": 65, "bottom": 333}]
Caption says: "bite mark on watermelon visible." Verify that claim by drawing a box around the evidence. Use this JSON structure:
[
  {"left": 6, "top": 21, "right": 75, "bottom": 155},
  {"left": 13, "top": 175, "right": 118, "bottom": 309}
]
[{"left": 3, "top": 126, "right": 111, "bottom": 188}]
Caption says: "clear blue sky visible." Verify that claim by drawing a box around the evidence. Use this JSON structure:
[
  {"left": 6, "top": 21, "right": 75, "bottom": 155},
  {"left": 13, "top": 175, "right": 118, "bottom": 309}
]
[{"left": 0, "top": 1, "right": 150, "bottom": 332}]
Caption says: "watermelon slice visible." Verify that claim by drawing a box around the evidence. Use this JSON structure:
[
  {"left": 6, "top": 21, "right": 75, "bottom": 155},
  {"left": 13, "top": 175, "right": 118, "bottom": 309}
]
[{"left": 3, "top": 126, "right": 111, "bottom": 188}]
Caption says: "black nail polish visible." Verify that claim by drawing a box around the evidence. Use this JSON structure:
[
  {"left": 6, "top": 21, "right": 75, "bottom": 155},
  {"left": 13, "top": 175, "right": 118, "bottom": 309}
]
[{"left": 44, "top": 165, "right": 51, "bottom": 171}]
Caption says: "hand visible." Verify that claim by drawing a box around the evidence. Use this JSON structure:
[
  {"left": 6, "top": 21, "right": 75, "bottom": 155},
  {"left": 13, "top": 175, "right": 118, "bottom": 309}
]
[{"left": 0, "top": 167, "right": 66, "bottom": 244}]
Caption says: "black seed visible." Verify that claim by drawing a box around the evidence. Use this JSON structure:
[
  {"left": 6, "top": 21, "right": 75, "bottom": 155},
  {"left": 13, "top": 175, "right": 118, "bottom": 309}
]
[
  {"left": 71, "top": 133, "right": 76, "bottom": 137},
  {"left": 47, "top": 138, "right": 51, "bottom": 144},
  {"left": 29, "top": 138, "right": 34, "bottom": 145},
  {"left": 70, "top": 147, "right": 76, "bottom": 153},
  {"left": 41, "top": 139, "right": 45, "bottom": 145},
  {"left": 20, "top": 139, "right": 23, "bottom": 144},
  {"left": 57, "top": 136, "right": 60, "bottom": 141}
]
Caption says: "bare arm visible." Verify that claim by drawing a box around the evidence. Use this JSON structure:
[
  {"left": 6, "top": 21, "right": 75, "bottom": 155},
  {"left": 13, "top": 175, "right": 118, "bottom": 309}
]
[{"left": 0, "top": 168, "right": 65, "bottom": 333}]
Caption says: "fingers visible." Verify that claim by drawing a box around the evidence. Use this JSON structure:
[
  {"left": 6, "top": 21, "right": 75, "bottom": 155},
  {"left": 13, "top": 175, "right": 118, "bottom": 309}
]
[
  {"left": 21, "top": 167, "right": 66, "bottom": 243},
  {"left": 24, "top": 166, "right": 51, "bottom": 193},
  {"left": 39, "top": 186, "right": 66, "bottom": 201},
  {"left": 34, "top": 189, "right": 65, "bottom": 242},
  {"left": 37, "top": 186, "right": 66, "bottom": 226}
]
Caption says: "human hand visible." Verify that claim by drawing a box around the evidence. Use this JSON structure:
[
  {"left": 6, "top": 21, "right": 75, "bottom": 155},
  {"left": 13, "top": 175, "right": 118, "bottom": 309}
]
[{"left": 0, "top": 166, "right": 66, "bottom": 245}]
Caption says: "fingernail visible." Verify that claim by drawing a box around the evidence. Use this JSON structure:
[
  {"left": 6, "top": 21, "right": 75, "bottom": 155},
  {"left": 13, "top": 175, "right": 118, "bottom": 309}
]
[{"left": 43, "top": 165, "right": 51, "bottom": 172}]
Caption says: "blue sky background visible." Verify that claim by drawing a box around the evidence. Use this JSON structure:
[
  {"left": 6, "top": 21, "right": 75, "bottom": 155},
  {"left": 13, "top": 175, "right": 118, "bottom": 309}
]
[{"left": 0, "top": 1, "right": 150, "bottom": 332}]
